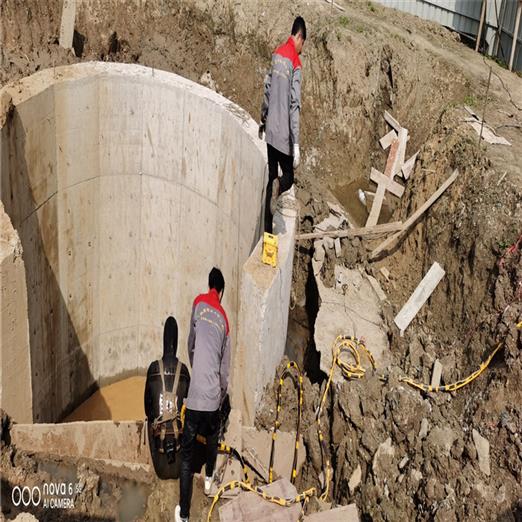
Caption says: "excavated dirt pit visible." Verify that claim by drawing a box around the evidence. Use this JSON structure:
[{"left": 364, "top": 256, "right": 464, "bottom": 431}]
[{"left": 2, "top": 1, "right": 522, "bottom": 521}]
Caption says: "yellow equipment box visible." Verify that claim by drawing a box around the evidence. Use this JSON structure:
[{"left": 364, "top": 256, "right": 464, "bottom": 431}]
[{"left": 262, "top": 232, "right": 278, "bottom": 268}]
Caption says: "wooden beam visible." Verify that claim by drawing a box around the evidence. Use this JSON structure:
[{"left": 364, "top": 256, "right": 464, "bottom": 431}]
[
  {"left": 394, "top": 127, "right": 408, "bottom": 177},
  {"left": 384, "top": 110, "right": 401, "bottom": 132},
  {"left": 475, "top": 0, "right": 487, "bottom": 52},
  {"left": 509, "top": 1, "right": 522, "bottom": 71},
  {"left": 366, "top": 183, "right": 386, "bottom": 227},
  {"left": 295, "top": 221, "right": 403, "bottom": 241},
  {"left": 370, "top": 168, "right": 405, "bottom": 198},
  {"left": 394, "top": 262, "right": 446, "bottom": 334},
  {"left": 370, "top": 169, "right": 459, "bottom": 260}
]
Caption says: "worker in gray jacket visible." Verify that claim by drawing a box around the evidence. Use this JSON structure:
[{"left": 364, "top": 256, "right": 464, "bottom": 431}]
[
  {"left": 259, "top": 16, "right": 306, "bottom": 233},
  {"left": 175, "top": 267, "right": 231, "bottom": 522}
]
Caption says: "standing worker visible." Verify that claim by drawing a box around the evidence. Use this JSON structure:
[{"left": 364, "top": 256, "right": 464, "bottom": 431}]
[
  {"left": 259, "top": 16, "right": 307, "bottom": 234},
  {"left": 175, "top": 268, "right": 231, "bottom": 522}
]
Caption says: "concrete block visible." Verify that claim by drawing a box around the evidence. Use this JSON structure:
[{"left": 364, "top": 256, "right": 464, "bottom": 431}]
[
  {"left": 233, "top": 187, "right": 296, "bottom": 426},
  {"left": 10, "top": 421, "right": 152, "bottom": 466},
  {"left": 315, "top": 267, "right": 389, "bottom": 382}
]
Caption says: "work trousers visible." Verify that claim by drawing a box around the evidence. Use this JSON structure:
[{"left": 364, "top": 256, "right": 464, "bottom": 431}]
[
  {"left": 179, "top": 408, "right": 220, "bottom": 519},
  {"left": 264, "top": 143, "right": 295, "bottom": 234}
]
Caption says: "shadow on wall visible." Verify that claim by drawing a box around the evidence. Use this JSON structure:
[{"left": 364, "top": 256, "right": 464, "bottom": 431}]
[{"left": 1, "top": 106, "right": 108, "bottom": 423}]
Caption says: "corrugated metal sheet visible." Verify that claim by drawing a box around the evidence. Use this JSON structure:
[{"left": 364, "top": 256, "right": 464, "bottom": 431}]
[{"left": 376, "top": 0, "right": 522, "bottom": 71}]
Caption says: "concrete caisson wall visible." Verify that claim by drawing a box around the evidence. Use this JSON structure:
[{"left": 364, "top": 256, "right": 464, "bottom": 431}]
[{"left": 0, "top": 62, "right": 281, "bottom": 423}]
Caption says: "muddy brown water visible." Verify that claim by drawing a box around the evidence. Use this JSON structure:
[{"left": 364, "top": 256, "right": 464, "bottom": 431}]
[
  {"left": 64, "top": 376, "right": 146, "bottom": 422},
  {"left": 334, "top": 177, "right": 393, "bottom": 227}
]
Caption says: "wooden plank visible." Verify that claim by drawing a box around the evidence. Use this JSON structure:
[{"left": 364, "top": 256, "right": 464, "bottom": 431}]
[
  {"left": 296, "top": 221, "right": 402, "bottom": 241},
  {"left": 370, "top": 167, "right": 405, "bottom": 198},
  {"left": 401, "top": 151, "right": 419, "bottom": 180},
  {"left": 383, "top": 138, "right": 400, "bottom": 179},
  {"left": 365, "top": 183, "right": 386, "bottom": 227},
  {"left": 394, "top": 262, "right": 446, "bottom": 334},
  {"left": 59, "top": 0, "right": 77, "bottom": 50},
  {"left": 370, "top": 169, "right": 459, "bottom": 260},
  {"left": 379, "top": 129, "right": 397, "bottom": 150},
  {"left": 393, "top": 127, "right": 408, "bottom": 177},
  {"left": 384, "top": 110, "right": 401, "bottom": 132},
  {"left": 509, "top": 2, "right": 522, "bottom": 71},
  {"left": 475, "top": 0, "right": 487, "bottom": 52}
]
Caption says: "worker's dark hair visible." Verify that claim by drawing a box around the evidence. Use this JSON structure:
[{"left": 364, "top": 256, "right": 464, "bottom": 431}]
[
  {"left": 209, "top": 267, "right": 225, "bottom": 294},
  {"left": 291, "top": 16, "right": 307, "bottom": 40},
  {"left": 163, "top": 316, "right": 178, "bottom": 359}
]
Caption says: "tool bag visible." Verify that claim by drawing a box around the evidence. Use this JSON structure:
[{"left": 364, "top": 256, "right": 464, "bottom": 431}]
[{"left": 150, "top": 359, "right": 182, "bottom": 452}]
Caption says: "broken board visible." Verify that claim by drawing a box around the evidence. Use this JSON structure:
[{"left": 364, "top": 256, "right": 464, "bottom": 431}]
[
  {"left": 379, "top": 129, "right": 397, "bottom": 150},
  {"left": 394, "top": 262, "right": 446, "bottom": 335}
]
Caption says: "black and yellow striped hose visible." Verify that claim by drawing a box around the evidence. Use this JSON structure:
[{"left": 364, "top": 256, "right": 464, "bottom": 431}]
[{"left": 399, "top": 341, "right": 504, "bottom": 393}]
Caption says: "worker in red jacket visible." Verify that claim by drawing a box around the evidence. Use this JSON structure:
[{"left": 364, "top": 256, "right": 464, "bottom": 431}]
[
  {"left": 175, "top": 268, "right": 231, "bottom": 522},
  {"left": 259, "top": 16, "right": 307, "bottom": 233}
]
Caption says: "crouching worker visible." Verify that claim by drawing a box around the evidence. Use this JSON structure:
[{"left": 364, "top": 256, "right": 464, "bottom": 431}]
[
  {"left": 144, "top": 316, "right": 190, "bottom": 479},
  {"left": 175, "top": 268, "right": 231, "bottom": 522}
]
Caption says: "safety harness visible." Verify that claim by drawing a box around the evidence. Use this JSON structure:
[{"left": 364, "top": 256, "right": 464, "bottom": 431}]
[{"left": 151, "top": 359, "right": 182, "bottom": 452}]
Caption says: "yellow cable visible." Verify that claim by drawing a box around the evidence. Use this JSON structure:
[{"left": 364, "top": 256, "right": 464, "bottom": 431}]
[{"left": 400, "top": 342, "right": 504, "bottom": 393}]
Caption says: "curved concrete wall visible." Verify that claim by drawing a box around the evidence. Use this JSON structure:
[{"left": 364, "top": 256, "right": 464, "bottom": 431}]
[{"left": 1, "top": 63, "right": 268, "bottom": 422}]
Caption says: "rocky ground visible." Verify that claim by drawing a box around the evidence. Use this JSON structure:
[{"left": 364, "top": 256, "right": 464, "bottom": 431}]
[{"left": 2, "top": 0, "right": 522, "bottom": 520}]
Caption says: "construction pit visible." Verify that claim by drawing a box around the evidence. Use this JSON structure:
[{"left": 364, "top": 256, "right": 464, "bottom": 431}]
[{"left": 1, "top": 1, "right": 522, "bottom": 521}]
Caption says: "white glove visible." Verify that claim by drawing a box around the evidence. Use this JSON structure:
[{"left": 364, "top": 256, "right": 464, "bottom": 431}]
[
  {"left": 258, "top": 123, "right": 265, "bottom": 140},
  {"left": 293, "top": 144, "right": 300, "bottom": 169}
]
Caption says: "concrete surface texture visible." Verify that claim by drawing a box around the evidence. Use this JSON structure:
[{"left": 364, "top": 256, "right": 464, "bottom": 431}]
[
  {"left": 0, "top": 202, "right": 33, "bottom": 422},
  {"left": 0, "top": 62, "right": 295, "bottom": 424}
]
